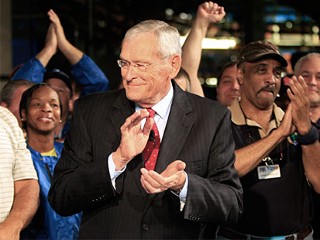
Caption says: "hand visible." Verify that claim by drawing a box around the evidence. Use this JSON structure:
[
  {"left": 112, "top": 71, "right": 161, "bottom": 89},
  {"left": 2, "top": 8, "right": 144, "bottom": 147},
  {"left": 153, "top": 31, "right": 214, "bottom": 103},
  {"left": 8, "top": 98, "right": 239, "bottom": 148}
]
[
  {"left": 44, "top": 23, "right": 57, "bottom": 55},
  {"left": 277, "top": 103, "right": 295, "bottom": 138},
  {"left": 47, "top": 9, "right": 68, "bottom": 49},
  {"left": 113, "top": 109, "right": 153, "bottom": 170},
  {"left": 286, "top": 75, "right": 312, "bottom": 134},
  {"left": 35, "top": 21, "right": 57, "bottom": 66},
  {"left": 140, "top": 160, "right": 186, "bottom": 194},
  {"left": 197, "top": 1, "right": 226, "bottom": 26}
]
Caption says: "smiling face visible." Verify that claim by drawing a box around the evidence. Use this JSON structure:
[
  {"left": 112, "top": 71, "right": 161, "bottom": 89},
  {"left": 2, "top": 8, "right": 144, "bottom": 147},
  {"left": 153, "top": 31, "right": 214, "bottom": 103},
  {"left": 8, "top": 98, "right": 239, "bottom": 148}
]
[
  {"left": 238, "top": 59, "right": 283, "bottom": 110},
  {"left": 216, "top": 64, "right": 240, "bottom": 106},
  {"left": 294, "top": 55, "right": 320, "bottom": 108},
  {"left": 21, "top": 85, "right": 61, "bottom": 135},
  {"left": 45, "top": 78, "right": 71, "bottom": 121},
  {"left": 120, "top": 32, "right": 180, "bottom": 108}
]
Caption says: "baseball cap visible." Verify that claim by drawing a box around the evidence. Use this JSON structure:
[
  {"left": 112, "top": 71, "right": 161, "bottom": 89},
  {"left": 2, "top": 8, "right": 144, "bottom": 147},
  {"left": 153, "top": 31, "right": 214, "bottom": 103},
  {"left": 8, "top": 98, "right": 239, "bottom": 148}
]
[
  {"left": 44, "top": 68, "right": 73, "bottom": 93},
  {"left": 237, "top": 40, "right": 287, "bottom": 68}
]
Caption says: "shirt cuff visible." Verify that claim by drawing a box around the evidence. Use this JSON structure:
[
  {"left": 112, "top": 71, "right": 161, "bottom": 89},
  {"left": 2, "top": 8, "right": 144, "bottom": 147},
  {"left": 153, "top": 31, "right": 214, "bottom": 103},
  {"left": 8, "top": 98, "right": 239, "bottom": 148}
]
[
  {"left": 171, "top": 173, "right": 188, "bottom": 211},
  {"left": 108, "top": 154, "right": 126, "bottom": 188}
]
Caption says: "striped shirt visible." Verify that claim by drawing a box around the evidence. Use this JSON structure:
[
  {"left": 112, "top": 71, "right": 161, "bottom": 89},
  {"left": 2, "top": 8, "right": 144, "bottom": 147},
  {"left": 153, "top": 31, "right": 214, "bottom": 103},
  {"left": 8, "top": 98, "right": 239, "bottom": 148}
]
[{"left": 0, "top": 106, "right": 37, "bottom": 222}]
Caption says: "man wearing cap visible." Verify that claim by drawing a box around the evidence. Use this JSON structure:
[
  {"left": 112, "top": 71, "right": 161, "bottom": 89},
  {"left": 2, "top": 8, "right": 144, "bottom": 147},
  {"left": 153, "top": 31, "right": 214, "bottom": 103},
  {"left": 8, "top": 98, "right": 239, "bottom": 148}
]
[{"left": 216, "top": 40, "right": 320, "bottom": 238}]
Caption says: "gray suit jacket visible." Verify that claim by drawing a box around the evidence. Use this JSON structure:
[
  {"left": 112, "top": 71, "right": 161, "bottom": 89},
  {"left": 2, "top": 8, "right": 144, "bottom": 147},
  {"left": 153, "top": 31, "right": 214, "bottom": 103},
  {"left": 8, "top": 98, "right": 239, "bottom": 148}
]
[{"left": 48, "top": 82, "right": 243, "bottom": 239}]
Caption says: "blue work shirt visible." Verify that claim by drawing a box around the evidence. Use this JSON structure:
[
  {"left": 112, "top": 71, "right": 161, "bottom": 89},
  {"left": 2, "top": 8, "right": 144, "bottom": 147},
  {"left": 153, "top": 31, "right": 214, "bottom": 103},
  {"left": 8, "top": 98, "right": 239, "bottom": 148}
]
[{"left": 21, "top": 142, "right": 82, "bottom": 240}]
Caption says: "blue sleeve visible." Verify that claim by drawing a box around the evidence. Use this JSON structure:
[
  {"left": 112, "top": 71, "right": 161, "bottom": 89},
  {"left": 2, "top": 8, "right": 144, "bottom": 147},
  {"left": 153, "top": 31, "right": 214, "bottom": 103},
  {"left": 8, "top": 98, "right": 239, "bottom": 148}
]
[
  {"left": 71, "top": 54, "right": 110, "bottom": 97},
  {"left": 11, "top": 58, "right": 45, "bottom": 83}
]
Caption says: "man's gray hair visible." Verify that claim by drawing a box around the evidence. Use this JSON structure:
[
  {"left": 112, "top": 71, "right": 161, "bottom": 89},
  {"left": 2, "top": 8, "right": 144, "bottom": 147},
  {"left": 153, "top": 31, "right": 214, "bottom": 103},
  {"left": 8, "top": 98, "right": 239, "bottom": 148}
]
[
  {"left": 0, "top": 80, "right": 34, "bottom": 106},
  {"left": 123, "top": 20, "right": 182, "bottom": 58},
  {"left": 294, "top": 52, "right": 320, "bottom": 74}
]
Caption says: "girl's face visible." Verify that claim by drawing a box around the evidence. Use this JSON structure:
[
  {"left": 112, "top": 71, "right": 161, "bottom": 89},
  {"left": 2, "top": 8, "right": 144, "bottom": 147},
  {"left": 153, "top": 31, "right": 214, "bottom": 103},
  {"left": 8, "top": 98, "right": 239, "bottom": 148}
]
[{"left": 23, "top": 85, "right": 61, "bottom": 134}]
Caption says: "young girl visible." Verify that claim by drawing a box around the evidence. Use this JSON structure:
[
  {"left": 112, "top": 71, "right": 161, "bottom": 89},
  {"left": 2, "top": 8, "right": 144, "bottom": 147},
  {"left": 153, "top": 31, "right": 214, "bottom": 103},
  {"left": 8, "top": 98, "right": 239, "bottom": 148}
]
[{"left": 19, "top": 83, "right": 81, "bottom": 240}]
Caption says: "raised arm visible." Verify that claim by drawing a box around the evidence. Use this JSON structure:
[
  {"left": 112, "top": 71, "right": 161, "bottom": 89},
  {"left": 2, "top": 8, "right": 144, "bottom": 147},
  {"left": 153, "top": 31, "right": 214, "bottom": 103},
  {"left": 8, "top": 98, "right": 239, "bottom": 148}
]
[
  {"left": 48, "top": 9, "right": 82, "bottom": 65},
  {"left": 181, "top": 1, "right": 225, "bottom": 96},
  {"left": 11, "top": 23, "right": 57, "bottom": 83},
  {"left": 48, "top": 9, "right": 109, "bottom": 95},
  {"left": 36, "top": 23, "right": 58, "bottom": 67}
]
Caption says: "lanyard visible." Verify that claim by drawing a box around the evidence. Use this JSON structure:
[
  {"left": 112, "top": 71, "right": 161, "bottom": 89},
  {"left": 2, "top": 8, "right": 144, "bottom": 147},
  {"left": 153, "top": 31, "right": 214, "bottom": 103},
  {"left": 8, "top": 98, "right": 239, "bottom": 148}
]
[{"left": 239, "top": 102, "right": 283, "bottom": 166}]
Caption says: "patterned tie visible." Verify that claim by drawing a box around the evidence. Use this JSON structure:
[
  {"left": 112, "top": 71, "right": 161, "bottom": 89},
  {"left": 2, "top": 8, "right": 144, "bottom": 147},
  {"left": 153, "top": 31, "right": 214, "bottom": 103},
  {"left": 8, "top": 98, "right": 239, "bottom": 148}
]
[{"left": 142, "top": 108, "right": 160, "bottom": 171}]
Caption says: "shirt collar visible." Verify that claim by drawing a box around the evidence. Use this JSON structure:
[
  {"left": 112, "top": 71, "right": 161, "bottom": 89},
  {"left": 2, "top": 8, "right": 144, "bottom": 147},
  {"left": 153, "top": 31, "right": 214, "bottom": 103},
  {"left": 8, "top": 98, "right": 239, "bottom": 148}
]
[
  {"left": 229, "top": 99, "right": 284, "bottom": 136},
  {"left": 136, "top": 83, "right": 173, "bottom": 119}
]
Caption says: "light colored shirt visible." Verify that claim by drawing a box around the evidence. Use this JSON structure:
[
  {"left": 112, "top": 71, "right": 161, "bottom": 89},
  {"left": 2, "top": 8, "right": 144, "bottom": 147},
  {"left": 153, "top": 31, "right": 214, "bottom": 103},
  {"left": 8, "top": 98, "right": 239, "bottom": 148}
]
[
  {"left": 229, "top": 100, "right": 284, "bottom": 137},
  {"left": 0, "top": 106, "right": 38, "bottom": 222}
]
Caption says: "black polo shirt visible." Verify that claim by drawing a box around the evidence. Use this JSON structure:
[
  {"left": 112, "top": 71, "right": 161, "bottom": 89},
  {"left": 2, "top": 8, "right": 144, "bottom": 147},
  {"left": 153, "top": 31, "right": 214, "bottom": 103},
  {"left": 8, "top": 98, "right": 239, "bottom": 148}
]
[{"left": 227, "top": 100, "right": 313, "bottom": 236}]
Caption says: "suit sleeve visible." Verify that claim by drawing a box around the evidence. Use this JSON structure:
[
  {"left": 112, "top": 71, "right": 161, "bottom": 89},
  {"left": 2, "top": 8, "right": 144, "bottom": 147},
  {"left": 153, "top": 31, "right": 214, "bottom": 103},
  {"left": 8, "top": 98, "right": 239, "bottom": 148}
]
[
  {"left": 48, "top": 99, "right": 117, "bottom": 216},
  {"left": 183, "top": 109, "right": 243, "bottom": 225}
]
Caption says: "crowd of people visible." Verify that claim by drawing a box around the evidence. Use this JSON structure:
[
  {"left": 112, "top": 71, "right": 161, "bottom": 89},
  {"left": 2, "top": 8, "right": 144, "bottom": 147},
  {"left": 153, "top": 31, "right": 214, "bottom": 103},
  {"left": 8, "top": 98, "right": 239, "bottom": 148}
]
[{"left": 0, "top": 1, "right": 319, "bottom": 239}]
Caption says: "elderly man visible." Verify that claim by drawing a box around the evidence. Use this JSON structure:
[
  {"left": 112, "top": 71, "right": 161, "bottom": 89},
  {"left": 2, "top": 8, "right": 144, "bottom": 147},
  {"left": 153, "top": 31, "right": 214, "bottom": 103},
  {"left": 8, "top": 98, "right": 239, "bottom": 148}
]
[
  {"left": 48, "top": 19, "right": 243, "bottom": 239},
  {"left": 294, "top": 52, "right": 320, "bottom": 239},
  {"left": 217, "top": 40, "right": 320, "bottom": 239}
]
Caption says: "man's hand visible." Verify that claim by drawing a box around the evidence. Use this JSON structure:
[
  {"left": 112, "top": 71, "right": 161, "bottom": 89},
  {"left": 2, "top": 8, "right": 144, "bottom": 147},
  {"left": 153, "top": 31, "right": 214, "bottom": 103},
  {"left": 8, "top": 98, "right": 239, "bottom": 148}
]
[
  {"left": 277, "top": 103, "right": 295, "bottom": 138},
  {"left": 35, "top": 22, "right": 57, "bottom": 67},
  {"left": 48, "top": 9, "right": 66, "bottom": 47},
  {"left": 44, "top": 23, "right": 57, "bottom": 55},
  {"left": 140, "top": 160, "right": 186, "bottom": 194},
  {"left": 197, "top": 1, "right": 226, "bottom": 27},
  {"left": 287, "top": 75, "right": 312, "bottom": 135},
  {"left": 112, "top": 109, "right": 153, "bottom": 170}
]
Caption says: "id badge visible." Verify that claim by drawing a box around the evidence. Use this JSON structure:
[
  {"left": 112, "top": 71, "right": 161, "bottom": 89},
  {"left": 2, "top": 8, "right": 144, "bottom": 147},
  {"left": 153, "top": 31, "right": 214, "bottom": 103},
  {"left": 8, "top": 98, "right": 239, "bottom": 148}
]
[{"left": 257, "top": 164, "right": 281, "bottom": 180}]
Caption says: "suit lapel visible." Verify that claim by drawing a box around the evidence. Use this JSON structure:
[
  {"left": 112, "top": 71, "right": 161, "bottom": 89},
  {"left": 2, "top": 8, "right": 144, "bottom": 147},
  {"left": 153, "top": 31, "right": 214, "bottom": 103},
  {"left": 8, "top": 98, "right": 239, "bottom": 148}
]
[
  {"left": 109, "top": 86, "right": 194, "bottom": 198},
  {"left": 155, "top": 83, "right": 193, "bottom": 173},
  {"left": 109, "top": 90, "right": 135, "bottom": 142},
  {"left": 110, "top": 90, "right": 147, "bottom": 195},
  {"left": 143, "top": 85, "right": 194, "bottom": 213}
]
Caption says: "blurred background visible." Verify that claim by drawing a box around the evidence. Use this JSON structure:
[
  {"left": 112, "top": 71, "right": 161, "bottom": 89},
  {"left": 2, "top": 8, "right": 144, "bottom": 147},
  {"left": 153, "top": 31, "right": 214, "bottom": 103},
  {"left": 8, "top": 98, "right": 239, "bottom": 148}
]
[{"left": 1, "top": 0, "right": 319, "bottom": 93}]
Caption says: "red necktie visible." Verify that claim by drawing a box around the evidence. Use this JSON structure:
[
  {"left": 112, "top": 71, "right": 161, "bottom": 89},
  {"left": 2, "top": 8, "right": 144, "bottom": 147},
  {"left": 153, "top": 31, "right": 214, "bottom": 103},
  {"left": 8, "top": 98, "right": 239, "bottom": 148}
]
[{"left": 142, "top": 108, "right": 160, "bottom": 171}]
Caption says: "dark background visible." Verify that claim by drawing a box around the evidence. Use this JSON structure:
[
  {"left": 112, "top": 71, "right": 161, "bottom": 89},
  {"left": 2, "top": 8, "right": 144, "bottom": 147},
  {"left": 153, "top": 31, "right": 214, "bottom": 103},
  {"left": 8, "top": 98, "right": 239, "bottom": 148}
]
[{"left": 11, "top": 0, "right": 319, "bottom": 90}]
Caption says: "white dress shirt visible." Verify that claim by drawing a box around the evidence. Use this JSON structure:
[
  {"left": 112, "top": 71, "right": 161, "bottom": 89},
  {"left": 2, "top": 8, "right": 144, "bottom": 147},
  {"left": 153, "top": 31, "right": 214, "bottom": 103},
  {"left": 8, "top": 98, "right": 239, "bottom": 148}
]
[{"left": 108, "top": 84, "right": 188, "bottom": 207}]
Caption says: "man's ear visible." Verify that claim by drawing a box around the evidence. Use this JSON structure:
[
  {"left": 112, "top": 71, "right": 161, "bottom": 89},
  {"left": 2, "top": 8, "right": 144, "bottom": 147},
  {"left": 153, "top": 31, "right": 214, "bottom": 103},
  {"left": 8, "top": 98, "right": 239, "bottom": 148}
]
[
  {"left": 0, "top": 102, "right": 8, "bottom": 108},
  {"left": 68, "top": 99, "right": 74, "bottom": 113},
  {"left": 237, "top": 68, "right": 244, "bottom": 86},
  {"left": 169, "top": 54, "right": 182, "bottom": 79}
]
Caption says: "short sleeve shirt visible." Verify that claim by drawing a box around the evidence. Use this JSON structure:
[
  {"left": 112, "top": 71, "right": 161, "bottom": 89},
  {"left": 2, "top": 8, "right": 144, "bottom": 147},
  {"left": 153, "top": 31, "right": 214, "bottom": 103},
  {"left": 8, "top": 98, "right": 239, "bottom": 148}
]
[
  {"left": 227, "top": 100, "right": 313, "bottom": 235},
  {"left": 0, "top": 106, "right": 37, "bottom": 222}
]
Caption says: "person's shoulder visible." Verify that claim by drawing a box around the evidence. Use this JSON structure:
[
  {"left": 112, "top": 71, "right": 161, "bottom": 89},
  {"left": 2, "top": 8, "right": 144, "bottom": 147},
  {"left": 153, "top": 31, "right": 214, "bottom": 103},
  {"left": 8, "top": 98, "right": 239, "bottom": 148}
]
[
  {"left": 0, "top": 106, "right": 19, "bottom": 128},
  {"left": 186, "top": 92, "right": 228, "bottom": 113},
  {"left": 76, "top": 89, "right": 125, "bottom": 107}
]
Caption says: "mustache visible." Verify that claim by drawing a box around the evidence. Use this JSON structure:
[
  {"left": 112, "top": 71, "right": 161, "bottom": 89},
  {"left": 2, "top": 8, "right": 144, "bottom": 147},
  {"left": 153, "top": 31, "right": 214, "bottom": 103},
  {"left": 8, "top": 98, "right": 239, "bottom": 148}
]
[{"left": 258, "top": 85, "right": 276, "bottom": 94}]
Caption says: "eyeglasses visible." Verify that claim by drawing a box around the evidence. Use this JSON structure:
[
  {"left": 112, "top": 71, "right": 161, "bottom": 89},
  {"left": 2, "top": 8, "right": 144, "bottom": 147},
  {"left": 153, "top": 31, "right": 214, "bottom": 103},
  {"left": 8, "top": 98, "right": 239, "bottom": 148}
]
[{"left": 117, "top": 58, "right": 166, "bottom": 72}]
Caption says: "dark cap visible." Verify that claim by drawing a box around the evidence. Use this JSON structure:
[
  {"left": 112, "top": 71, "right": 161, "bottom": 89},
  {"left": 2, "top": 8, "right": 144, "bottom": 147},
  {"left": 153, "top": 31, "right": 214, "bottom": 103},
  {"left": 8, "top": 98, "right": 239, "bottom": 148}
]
[
  {"left": 44, "top": 68, "right": 73, "bottom": 94},
  {"left": 237, "top": 40, "right": 287, "bottom": 68}
]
